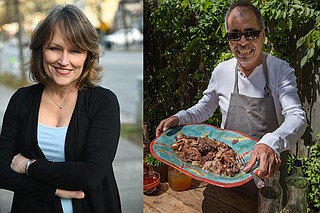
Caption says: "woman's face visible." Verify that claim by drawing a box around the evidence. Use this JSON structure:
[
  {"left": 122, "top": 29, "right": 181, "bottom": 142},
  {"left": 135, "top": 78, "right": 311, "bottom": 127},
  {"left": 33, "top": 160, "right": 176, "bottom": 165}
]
[
  {"left": 227, "top": 7, "right": 265, "bottom": 75},
  {"left": 42, "top": 26, "right": 88, "bottom": 88}
]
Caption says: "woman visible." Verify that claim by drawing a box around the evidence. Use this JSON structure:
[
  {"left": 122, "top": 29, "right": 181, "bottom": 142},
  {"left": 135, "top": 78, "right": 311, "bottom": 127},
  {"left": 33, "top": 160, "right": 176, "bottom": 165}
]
[{"left": 0, "top": 4, "right": 121, "bottom": 213}]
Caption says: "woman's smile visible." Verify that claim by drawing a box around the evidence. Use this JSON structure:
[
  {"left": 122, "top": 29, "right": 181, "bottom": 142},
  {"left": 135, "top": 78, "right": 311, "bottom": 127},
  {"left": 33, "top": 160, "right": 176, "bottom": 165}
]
[{"left": 54, "top": 67, "right": 73, "bottom": 75}]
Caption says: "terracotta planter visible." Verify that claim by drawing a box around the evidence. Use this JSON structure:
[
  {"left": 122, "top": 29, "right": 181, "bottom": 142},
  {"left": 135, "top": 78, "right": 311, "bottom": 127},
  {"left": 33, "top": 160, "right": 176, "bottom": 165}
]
[{"left": 153, "top": 164, "right": 168, "bottom": 183}]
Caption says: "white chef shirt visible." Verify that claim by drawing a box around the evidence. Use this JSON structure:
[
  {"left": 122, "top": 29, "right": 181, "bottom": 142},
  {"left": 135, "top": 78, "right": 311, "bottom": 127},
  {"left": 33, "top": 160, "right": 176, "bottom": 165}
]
[{"left": 174, "top": 54, "right": 307, "bottom": 155}]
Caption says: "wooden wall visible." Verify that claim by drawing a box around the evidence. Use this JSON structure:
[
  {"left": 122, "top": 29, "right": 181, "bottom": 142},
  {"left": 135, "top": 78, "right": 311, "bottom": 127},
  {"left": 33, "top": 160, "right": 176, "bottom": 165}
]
[{"left": 295, "top": 56, "right": 320, "bottom": 157}]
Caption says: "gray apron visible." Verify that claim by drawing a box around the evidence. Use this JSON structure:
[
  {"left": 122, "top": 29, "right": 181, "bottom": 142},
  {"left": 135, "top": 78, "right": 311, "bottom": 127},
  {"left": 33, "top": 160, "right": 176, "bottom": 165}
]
[
  {"left": 202, "top": 54, "right": 288, "bottom": 212},
  {"left": 224, "top": 53, "right": 278, "bottom": 139}
]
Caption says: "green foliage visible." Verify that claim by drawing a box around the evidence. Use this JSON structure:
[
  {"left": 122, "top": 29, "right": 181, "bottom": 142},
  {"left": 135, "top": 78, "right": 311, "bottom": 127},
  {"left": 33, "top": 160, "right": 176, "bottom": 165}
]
[
  {"left": 303, "top": 144, "right": 320, "bottom": 212},
  {"left": 259, "top": 0, "right": 320, "bottom": 67},
  {"left": 145, "top": 153, "right": 164, "bottom": 167},
  {"left": 288, "top": 142, "right": 320, "bottom": 212},
  {"left": 297, "top": 19, "right": 320, "bottom": 67},
  {"left": 144, "top": 0, "right": 230, "bottom": 138}
]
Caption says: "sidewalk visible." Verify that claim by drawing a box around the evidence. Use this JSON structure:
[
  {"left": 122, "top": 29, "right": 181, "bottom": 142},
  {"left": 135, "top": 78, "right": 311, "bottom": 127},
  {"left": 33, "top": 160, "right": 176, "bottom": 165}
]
[
  {"left": 114, "top": 137, "right": 143, "bottom": 213},
  {"left": 0, "top": 84, "right": 142, "bottom": 213}
]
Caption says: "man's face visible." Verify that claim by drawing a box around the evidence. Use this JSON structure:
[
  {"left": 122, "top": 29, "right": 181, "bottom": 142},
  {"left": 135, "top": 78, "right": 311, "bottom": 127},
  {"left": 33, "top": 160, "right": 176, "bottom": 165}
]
[{"left": 227, "top": 7, "right": 265, "bottom": 75}]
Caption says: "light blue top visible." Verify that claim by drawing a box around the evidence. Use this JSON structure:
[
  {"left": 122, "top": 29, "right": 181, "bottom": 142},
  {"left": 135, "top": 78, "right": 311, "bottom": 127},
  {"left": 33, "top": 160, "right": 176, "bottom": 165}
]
[{"left": 38, "top": 123, "right": 73, "bottom": 213}]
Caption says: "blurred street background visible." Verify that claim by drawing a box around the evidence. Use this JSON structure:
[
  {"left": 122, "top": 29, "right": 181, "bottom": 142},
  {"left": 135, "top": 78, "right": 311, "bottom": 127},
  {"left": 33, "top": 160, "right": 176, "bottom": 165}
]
[{"left": 0, "top": 0, "right": 143, "bottom": 212}]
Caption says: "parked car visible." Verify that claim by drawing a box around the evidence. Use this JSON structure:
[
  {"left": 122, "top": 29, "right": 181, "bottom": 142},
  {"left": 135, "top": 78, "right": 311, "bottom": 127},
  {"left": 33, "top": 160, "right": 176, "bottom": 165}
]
[{"left": 102, "top": 28, "right": 143, "bottom": 49}]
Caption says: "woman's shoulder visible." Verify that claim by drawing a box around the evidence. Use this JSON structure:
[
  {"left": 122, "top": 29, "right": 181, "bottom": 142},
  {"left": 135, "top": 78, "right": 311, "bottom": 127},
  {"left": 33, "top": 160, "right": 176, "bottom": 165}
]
[
  {"left": 12, "top": 83, "right": 43, "bottom": 100},
  {"left": 5, "top": 84, "right": 43, "bottom": 115},
  {"left": 78, "top": 86, "right": 119, "bottom": 116},
  {"left": 80, "top": 86, "right": 119, "bottom": 107},
  {"left": 82, "top": 86, "right": 117, "bottom": 99}
]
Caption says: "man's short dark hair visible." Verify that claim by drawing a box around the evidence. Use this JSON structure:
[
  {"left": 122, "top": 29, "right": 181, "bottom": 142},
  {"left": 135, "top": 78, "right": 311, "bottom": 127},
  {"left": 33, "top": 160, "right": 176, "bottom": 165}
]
[{"left": 225, "top": 0, "right": 264, "bottom": 31}]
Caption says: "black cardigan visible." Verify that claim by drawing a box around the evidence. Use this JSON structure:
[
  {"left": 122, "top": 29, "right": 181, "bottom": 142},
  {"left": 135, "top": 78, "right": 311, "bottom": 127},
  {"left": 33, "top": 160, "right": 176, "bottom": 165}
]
[{"left": 0, "top": 84, "right": 122, "bottom": 213}]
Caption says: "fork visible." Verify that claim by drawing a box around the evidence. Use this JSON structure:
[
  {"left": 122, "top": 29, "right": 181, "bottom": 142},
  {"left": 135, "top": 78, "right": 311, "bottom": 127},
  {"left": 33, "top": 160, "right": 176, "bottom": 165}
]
[{"left": 236, "top": 155, "right": 265, "bottom": 189}]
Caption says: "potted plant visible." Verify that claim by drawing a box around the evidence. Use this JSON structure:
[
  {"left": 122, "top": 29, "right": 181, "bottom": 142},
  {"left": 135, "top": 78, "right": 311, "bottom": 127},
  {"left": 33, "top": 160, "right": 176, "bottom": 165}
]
[
  {"left": 143, "top": 124, "right": 168, "bottom": 182},
  {"left": 145, "top": 153, "right": 168, "bottom": 182}
]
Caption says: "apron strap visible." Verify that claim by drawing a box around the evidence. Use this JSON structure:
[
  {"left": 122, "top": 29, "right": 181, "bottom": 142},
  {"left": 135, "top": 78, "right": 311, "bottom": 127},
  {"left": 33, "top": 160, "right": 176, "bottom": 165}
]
[
  {"left": 233, "top": 63, "right": 239, "bottom": 94},
  {"left": 262, "top": 52, "right": 271, "bottom": 97}
]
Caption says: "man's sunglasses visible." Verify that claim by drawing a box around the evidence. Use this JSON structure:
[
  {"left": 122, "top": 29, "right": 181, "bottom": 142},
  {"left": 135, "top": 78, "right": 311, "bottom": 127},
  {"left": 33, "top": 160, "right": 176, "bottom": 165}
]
[{"left": 226, "top": 30, "right": 261, "bottom": 41}]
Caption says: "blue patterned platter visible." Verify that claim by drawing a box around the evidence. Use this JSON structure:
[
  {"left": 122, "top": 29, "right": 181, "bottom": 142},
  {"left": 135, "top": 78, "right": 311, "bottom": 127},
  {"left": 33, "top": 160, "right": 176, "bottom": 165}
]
[{"left": 150, "top": 124, "right": 258, "bottom": 188}]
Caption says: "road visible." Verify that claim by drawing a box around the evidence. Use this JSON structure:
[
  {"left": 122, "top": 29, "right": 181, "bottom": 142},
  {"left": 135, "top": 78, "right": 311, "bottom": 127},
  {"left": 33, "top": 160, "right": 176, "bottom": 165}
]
[
  {"left": 100, "top": 48, "right": 143, "bottom": 124},
  {"left": 0, "top": 43, "right": 143, "bottom": 213}
]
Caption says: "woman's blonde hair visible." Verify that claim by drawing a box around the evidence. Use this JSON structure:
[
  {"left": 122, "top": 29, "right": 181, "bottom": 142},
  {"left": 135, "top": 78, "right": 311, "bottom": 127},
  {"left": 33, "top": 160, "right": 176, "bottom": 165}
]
[{"left": 28, "top": 4, "right": 102, "bottom": 89}]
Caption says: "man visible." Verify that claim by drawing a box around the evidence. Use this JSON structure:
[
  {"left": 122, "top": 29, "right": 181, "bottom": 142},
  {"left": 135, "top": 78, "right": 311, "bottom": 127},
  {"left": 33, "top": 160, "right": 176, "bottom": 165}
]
[{"left": 156, "top": 0, "right": 306, "bottom": 204}]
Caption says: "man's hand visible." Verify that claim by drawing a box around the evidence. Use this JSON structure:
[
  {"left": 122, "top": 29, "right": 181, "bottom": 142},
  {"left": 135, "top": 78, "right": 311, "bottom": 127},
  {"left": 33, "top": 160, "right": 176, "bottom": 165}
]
[
  {"left": 155, "top": 116, "right": 179, "bottom": 137},
  {"left": 55, "top": 189, "right": 85, "bottom": 199},
  {"left": 10, "top": 153, "right": 29, "bottom": 174},
  {"left": 243, "top": 144, "right": 281, "bottom": 178}
]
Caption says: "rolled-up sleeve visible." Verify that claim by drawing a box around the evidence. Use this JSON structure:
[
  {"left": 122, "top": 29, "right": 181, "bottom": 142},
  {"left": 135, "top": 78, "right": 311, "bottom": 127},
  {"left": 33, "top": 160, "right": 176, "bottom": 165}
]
[{"left": 175, "top": 71, "right": 219, "bottom": 125}]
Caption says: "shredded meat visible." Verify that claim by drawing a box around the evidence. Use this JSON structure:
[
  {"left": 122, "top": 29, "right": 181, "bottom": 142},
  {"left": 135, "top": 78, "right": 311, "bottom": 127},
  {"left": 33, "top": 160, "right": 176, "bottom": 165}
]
[{"left": 171, "top": 133, "right": 241, "bottom": 177}]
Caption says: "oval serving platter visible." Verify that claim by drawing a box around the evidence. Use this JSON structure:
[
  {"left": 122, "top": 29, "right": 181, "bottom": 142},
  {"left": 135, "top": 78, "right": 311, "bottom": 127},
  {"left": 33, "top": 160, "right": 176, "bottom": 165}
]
[{"left": 150, "top": 123, "right": 258, "bottom": 188}]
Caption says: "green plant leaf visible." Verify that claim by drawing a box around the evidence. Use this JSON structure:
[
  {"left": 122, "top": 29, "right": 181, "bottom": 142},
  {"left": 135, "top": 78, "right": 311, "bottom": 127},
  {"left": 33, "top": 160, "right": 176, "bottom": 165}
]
[
  {"left": 145, "top": 153, "right": 164, "bottom": 167},
  {"left": 301, "top": 55, "right": 308, "bottom": 68},
  {"left": 307, "top": 48, "right": 315, "bottom": 59},
  {"left": 297, "top": 36, "right": 305, "bottom": 48}
]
